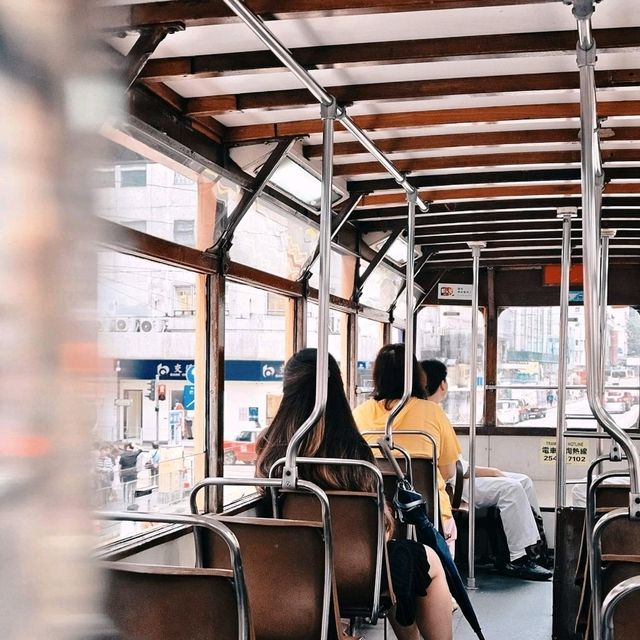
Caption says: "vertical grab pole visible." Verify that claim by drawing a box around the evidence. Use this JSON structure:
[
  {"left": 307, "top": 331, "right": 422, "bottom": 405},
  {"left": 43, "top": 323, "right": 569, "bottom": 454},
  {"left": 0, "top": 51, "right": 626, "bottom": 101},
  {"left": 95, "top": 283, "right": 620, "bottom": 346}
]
[
  {"left": 466, "top": 240, "right": 485, "bottom": 589},
  {"left": 384, "top": 190, "right": 417, "bottom": 446},
  {"left": 598, "top": 229, "right": 617, "bottom": 458},
  {"left": 571, "top": 1, "right": 640, "bottom": 508},
  {"left": 283, "top": 100, "right": 337, "bottom": 488},
  {"left": 556, "top": 208, "right": 577, "bottom": 510}
]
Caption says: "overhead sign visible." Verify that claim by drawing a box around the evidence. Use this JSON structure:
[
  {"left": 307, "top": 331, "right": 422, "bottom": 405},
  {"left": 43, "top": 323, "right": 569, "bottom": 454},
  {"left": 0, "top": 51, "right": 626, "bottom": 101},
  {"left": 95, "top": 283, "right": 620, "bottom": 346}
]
[
  {"left": 540, "top": 438, "right": 589, "bottom": 465},
  {"left": 117, "top": 359, "right": 192, "bottom": 381},
  {"left": 437, "top": 283, "right": 472, "bottom": 301}
]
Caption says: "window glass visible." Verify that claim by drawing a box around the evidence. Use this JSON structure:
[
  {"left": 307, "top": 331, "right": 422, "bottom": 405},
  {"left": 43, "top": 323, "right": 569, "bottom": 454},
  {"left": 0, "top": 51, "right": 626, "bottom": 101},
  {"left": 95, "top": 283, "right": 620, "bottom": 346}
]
[
  {"left": 308, "top": 248, "right": 355, "bottom": 298},
  {"left": 497, "top": 306, "right": 639, "bottom": 429},
  {"left": 95, "top": 251, "right": 203, "bottom": 542},
  {"left": 359, "top": 261, "right": 404, "bottom": 311},
  {"left": 356, "top": 317, "right": 384, "bottom": 404},
  {"left": 417, "top": 305, "right": 485, "bottom": 425},
  {"left": 306, "top": 303, "right": 349, "bottom": 384},
  {"left": 94, "top": 138, "right": 236, "bottom": 251},
  {"left": 229, "top": 198, "right": 318, "bottom": 279},
  {"left": 223, "top": 282, "right": 289, "bottom": 505}
]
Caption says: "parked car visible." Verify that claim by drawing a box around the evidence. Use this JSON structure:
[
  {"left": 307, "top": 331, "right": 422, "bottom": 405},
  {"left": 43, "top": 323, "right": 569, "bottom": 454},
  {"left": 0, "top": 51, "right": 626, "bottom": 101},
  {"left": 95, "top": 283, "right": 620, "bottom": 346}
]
[
  {"left": 605, "top": 390, "right": 631, "bottom": 413},
  {"left": 497, "top": 400, "right": 520, "bottom": 425},
  {"left": 223, "top": 426, "right": 264, "bottom": 464}
]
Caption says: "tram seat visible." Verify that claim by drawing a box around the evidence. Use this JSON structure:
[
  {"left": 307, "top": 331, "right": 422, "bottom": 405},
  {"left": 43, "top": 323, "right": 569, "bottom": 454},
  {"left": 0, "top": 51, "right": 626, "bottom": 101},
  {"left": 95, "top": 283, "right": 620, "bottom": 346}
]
[
  {"left": 279, "top": 490, "right": 392, "bottom": 622},
  {"left": 104, "top": 562, "right": 250, "bottom": 640},
  {"left": 601, "top": 561, "right": 640, "bottom": 639},
  {"left": 199, "top": 515, "right": 349, "bottom": 640},
  {"left": 575, "top": 483, "right": 631, "bottom": 635}
]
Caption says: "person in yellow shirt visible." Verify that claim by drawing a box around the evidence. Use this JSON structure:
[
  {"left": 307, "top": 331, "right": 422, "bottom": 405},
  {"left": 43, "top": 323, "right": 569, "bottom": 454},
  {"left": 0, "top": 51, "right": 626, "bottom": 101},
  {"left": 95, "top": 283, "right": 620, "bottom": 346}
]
[{"left": 353, "top": 344, "right": 461, "bottom": 553}]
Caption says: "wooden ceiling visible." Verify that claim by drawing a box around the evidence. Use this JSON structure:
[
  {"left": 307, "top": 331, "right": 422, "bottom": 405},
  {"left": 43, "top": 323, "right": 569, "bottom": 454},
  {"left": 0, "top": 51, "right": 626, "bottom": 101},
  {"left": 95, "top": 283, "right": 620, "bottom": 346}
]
[{"left": 102, "top": 0, "right": 640, "bottom": 274}]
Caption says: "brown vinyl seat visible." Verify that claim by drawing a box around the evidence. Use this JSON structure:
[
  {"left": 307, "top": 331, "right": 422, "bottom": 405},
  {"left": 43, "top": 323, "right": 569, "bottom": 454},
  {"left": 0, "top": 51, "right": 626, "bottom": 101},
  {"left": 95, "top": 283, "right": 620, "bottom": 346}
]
[
  {"left": 200, "top": 515, "right": 348, "bottom": 640},
  {"left": 601, "top": 562, "right": 640, "bottom": 639},
  {"left": 104, "top": 562, "right": 250, "bottom": 640},
  {"left": 280, "top": 490, "right": 392, "bottom": 621}
]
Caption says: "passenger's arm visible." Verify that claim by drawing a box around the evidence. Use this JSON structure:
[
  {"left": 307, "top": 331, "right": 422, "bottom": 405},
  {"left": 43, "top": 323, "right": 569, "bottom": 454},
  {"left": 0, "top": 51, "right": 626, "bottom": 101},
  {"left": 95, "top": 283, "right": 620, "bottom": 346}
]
[
  {"left": 440, "top": 462, "right": 456, "bottom": 484},
  {"left": 464, "top": 465, "right": 504, "bottom": 478}
]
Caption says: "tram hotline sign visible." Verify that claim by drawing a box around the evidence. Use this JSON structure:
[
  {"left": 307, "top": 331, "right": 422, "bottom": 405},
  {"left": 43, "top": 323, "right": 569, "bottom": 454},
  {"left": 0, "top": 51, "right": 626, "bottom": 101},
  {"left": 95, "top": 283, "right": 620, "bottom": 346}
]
[
  {"left": 540, "top": 438, "right": 589, "bottom": 465},
  {"left": 437, "top": 283, "right": 473, "bottom": 301}
]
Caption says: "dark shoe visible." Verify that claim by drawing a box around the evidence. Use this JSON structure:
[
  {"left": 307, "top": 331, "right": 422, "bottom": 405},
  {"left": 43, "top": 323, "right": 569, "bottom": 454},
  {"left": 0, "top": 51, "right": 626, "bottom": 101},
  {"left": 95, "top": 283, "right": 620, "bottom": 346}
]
[{"left": 500, "top": 557, "right": 553, "bottom": 581}]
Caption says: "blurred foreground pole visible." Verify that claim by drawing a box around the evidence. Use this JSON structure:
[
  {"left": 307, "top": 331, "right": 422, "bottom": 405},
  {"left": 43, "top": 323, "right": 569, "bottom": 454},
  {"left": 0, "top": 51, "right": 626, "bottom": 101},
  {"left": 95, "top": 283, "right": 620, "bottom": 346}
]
[{"left": 0, "top": 2, "right": 118, "bottom": 638}]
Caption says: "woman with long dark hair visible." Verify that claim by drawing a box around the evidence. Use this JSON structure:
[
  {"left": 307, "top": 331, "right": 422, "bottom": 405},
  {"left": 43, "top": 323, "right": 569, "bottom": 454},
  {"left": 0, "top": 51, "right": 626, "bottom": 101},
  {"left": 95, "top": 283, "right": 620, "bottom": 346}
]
[
  {"left": 256, "top": 348, "right": 453, "bottom": 640},
  {"left": 352, "top": 344, "right": 461, "bottom": 553}
]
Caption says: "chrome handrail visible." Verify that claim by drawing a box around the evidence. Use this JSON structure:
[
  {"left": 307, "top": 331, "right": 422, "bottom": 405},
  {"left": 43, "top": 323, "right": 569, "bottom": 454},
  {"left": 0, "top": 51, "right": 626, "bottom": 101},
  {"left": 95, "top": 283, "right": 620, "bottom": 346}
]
[
  {"left": 269, "top": 457, "right": 386, "bottom": 624},
  {"left": 95, "top": 510, "right": 251, "bottom": 640},
  {"left": 601, "top": 575, "right": 640, "bottom": 640},
  {"left": 190, "top": 477, "right": 333, "bottom": 640}
]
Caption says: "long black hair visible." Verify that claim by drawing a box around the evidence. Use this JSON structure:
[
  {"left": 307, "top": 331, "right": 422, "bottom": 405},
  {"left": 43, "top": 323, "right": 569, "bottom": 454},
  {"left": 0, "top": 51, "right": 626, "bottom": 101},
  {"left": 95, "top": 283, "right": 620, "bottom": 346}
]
[
  {"left": 256, "top": 348, "right": 376, "bottom": 492},
  {"left": 421, "top": 359, "right": 448, "bottom": 397},
  {"left": 372, "top": 343, "right": 426, "bottom": 409}
]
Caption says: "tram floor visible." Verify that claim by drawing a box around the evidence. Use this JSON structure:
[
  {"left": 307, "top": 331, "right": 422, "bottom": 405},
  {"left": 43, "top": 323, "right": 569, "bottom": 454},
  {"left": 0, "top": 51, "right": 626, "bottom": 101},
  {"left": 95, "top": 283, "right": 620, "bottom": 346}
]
[{"left": 360, "top": 568, "right": 553, "bottom": 639}]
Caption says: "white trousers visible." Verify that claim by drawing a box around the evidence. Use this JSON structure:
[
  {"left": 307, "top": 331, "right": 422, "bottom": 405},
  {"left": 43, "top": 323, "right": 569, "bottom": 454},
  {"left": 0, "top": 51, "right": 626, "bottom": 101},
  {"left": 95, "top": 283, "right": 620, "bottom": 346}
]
[{"left": 462, "top": 472, "right": 541, "bottom": 561}]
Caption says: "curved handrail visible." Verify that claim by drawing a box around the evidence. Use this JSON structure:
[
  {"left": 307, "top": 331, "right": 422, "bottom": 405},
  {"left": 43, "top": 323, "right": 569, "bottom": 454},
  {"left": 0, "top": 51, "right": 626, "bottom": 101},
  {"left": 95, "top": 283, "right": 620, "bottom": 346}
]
[
  {"left": 190, "top": 477, "right": 333, "bottom": 640},
  {"left": 601, "top": 575, "right": 640, "bottom": 640},
  {"left": 590, "top": 507, "right": 630, "bottom": 640},
  {"left": 362, "top": 428, "right": 440, "bottom": 528},
  {"left": 384, "top": 192, "right": 417, "bottom": 445},
  {"left": 95, "top": 511, "right": 251, "bottom": 640},
  {"left": 269, "top": 456, "right": 386, "bottom": 623},
  {"left": 570, "top": 0, "right": 640, "bottom": 502}
]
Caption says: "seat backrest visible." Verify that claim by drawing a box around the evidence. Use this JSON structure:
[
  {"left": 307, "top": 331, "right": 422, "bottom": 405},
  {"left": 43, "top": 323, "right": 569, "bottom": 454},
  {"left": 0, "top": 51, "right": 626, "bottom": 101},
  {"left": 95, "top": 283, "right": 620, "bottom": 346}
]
[
  {"left": 104, "top": 562, "right": 246, "bottom": 640},
  {"left": 201, "top": 515, "right": 342, "bottom": 640},
  {"left": 602, "top": 561, "right": 640, "bottom": 640},
  {"left": 280, "top": 490, "right": 389, "bottom": 619}
]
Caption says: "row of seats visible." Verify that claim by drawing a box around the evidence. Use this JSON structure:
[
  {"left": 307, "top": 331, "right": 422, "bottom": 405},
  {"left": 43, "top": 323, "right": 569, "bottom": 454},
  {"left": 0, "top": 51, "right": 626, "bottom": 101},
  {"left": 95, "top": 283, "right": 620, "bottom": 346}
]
[{"left": 100, "top": 441, "right": 440, "bottom": 640}]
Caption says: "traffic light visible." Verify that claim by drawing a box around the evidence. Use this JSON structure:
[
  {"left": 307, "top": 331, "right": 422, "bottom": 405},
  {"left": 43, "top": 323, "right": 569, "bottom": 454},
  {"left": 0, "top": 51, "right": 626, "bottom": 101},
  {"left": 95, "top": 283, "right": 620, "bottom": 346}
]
[
  {"left": 145, "top": 379, "right": 156, "bottom": 400},
  {"left": 157, "top": 384, "right": 167, "bottom": 401}
]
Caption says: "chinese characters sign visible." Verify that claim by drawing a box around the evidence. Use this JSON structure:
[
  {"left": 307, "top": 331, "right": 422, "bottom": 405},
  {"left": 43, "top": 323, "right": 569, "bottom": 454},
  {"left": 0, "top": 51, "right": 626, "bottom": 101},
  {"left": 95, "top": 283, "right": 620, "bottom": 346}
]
[{"left": 540, "top": 438, "right": 589, "bottom": 464}]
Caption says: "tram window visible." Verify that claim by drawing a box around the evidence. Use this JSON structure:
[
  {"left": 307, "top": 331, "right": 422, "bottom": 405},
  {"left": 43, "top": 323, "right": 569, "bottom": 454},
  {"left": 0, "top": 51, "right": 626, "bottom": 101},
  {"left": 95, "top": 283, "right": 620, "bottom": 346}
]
[
  {"left": 356, "top": 317, "right": 384, "bottom": 403},
  {"left": 359, "top": 261, "right": 404, "bottom": 311},
  {"left": 95, "top": 252, "right": 204, "bottom": 542},
  {"left": 496, "top": 306, "right": 640, "bottom": 429},
  {"left": 229, "top": 198, "right": 318, "bottom": 279},
  {"left": 95, "top": 137, "right": 219, "bottom": 250},
  {"left": 307, "top": 303, "right": 349, "bottom": 385},
  {"left": 308, "top": 248, "right": 356, "bottom": 299},
  {"left": 224, "top": 282, "right": 290, "bottom": 505},
  {"left": 393, "top": 288, "right": 420, "bottom": 323},
  {"left": 417, "top": 305, "right": 485, "bottom": 426}
]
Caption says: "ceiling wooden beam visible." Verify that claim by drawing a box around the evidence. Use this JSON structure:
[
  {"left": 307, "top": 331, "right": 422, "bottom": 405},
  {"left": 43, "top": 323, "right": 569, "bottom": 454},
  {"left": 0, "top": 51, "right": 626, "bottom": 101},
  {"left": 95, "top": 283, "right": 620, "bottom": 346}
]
[
  {"left": 139, "top": 27, "right": 640, "bottom": 82},
  {"left": 99, "top": 0, "right": 557, "bottom": 31},
  {"left": 305, "top": 126, "right": 640, "bottom": 158},
  {"left": 333, "top": 148, "right": 640, "bottom": 177},
  {"left": 350, "top": 166, "right": 637, "bottom": 193},
  {"left": 224, "top": 100, "right": 640, "bottom": 144},
  {"left": 359, "top": 182, "right": 640, "bottom": 207},
  {"left": 186, "top": 69, "right": 640, "bottom": 116},
  {"left": 351, "top": 196, "right": 640, "bottom": 221}
]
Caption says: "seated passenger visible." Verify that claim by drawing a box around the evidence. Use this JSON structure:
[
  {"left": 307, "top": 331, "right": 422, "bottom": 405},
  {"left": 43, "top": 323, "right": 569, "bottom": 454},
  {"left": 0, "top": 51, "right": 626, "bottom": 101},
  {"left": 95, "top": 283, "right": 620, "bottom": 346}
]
[
  {"left": 256, "top": 348, "right": 453, "bottom": 640},
  {"left": 421, "top": 359, "right": 552, "bottom": 582},
  {"left": 352, "top": 344, "right": 460, "bottom": 555}
]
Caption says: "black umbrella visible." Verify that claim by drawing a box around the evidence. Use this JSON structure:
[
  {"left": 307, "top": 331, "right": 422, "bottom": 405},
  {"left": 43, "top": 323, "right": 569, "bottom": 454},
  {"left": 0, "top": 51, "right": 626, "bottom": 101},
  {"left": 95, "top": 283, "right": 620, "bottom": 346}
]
[{"left": 379, "top": 440, "right": 486, "bottom": 640}]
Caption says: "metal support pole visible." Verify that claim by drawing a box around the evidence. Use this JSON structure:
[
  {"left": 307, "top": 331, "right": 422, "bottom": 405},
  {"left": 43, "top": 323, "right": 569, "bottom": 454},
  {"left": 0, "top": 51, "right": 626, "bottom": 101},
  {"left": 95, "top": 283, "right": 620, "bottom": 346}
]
[
  {"left": 572, "top": 2, "right": 640, "bottom": 507},
  {"left": 597, "top": 228, "right": 616, "bottom": 457},
  {"left": 384, "top": 191, "right": 417, "bottom": 445},
  {"left": 222, "top": 0, "right": 428, "bottom": 212},
  {"left": 283, "top": 100, "right": 337, "bottom": 486},
  {"left": 556, "top": 208, "right": 577, "bottom": 510},
  {"left": 466, "top": 240, "right": 485, "bottom": 589}
]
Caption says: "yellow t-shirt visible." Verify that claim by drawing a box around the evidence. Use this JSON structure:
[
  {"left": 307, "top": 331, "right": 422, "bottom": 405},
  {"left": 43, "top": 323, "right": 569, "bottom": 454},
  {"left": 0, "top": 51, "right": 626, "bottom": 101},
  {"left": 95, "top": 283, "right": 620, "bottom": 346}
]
[{"left": 352, "top": 396, "right": 462, "bottom": 520}]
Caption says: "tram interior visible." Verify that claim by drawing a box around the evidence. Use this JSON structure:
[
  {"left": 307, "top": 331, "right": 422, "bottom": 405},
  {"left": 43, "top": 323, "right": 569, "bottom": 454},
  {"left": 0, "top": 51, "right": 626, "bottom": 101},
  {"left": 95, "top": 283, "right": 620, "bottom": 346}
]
[{"left": 4, "top": 0, "right": 640, "bottom": 639}]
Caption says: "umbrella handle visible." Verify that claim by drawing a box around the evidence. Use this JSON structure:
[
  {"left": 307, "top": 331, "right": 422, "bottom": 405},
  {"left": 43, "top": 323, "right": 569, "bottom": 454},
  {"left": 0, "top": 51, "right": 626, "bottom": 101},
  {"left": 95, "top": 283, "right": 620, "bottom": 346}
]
[{"left": 377, "top": 438, "right": 406, "bottom": 480}]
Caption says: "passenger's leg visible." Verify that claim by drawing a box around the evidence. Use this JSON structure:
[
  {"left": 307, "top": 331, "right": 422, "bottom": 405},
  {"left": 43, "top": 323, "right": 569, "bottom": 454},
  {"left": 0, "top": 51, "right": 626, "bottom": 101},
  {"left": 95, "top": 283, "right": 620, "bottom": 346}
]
[
  {"left": 503, "top": 471, "right": 541, "bottom": 514},
  {"left": 388, "top": 546, "right": 453, "bottom": 640}
]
